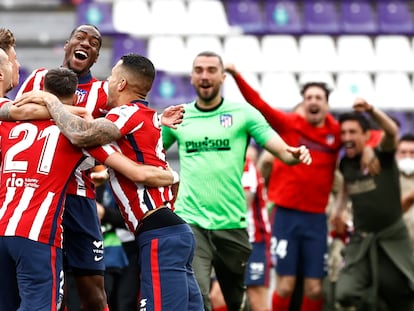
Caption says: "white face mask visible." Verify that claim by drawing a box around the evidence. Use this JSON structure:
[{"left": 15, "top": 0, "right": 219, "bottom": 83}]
[{"left": 397, "top": 157, "right": 414, "bottom": 176}]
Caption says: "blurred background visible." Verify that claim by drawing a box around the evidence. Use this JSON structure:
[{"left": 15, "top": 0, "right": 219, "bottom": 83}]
[{"left": 2, "top": 0, "right": 414, "bottom": 134}]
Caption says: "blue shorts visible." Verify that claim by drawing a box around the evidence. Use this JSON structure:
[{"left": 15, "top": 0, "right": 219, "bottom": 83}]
[
  {"left": 138, "top": 224, "right": 203, "bottom": 311},
  {"left": 272, "top": 206, "right": 327, "bottom": 278},
  {"left": 63, "top": 194, "right": 104, "bottom": 274},
  {"left": 245, "top": 241, "right": 271, "bottom": 286},
  {"left": 0, "top": 236, "right": 64, "bottom": 311}
]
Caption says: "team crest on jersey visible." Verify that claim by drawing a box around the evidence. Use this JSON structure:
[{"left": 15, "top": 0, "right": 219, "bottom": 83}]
[
  {"left": 326, "top": 134, "right": 335, "bottom": 145},
  {"left": 220, "top": 114, "right": 233, "bottom": 128},
  {"left": 75, "top": 89, "right": 88, "bottom": 105}
]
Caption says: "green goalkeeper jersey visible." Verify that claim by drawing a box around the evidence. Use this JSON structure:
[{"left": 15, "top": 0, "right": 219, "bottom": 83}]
[{"left": 162, "top": 99, "right": 275, "bottom": 230}]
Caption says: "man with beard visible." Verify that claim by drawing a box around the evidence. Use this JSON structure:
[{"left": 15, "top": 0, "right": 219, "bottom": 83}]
[
  {"left": 16, "top": 25, "right": 184, "bottom": 311},
  {"left": 225, "top": 64, "right": 341, "bottom": 311},
  {"left": 161, "top": 51, "right": 313, "bottom": 311},
  {"left": 333, "top": 99, "right": 414, "bottom": 310}
]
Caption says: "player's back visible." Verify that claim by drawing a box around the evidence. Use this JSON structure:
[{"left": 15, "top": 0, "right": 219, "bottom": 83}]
[
  {"left": 105, "top": 102, "right": 173, "bottom": 232},
  {"left": 0, "top": 120, "right": 85, "bottom": 247}
]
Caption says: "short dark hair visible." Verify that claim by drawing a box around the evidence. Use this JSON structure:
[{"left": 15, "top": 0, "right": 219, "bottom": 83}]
[
  {"left": 194, "top": 51, "right": 224, "bottom": 68},
  {"left": 300, "top": 82, "right": 331, "bottom": 101},
  {"left": 338, "top": 111, "right": 371, "bottom": 133},
  {"left": 44, "top": 68, "right": 78, "bottom": 99},
  {"left": 399, "top": 133, "right": 414, "bottom": 143},
  {"left": 120, "top": 53, "right": 155, "bottom": 84},
  {"left": 0, "top": 28, "right": 16, "bottom": 52}
]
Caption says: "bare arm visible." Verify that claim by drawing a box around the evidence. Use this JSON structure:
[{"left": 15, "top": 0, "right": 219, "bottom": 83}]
[
  {"left": 103, "top": 152, "right": 175, "bottom": 187},
  {"left": 263, "top": 135, "right": 312, "bottom": 166},
  {"left": 159, "top": 105, "right": 185, "bottom": 129},
  {"left": 353, "top": 98, "right": 399, "bottom": 151},
  {"left": 14, "top": 90, "right": 121, "bottom": 147}
]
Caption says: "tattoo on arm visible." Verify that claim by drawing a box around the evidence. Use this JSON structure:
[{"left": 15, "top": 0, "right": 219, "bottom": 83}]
[{"left": 46, "top": 97, "right": 121, "bottom": 147}]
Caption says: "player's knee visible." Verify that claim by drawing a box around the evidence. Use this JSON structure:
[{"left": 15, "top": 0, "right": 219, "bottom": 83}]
[{"left": 80, "top": 290, "right": 106, "bottom": 311}]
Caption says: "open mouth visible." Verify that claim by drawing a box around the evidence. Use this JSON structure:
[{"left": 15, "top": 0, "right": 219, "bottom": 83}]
[
  {"left": 344, "top": 141, "right": 355, "bottom": 149},
  {"left": 74, "top": 50, "right": 88, "bottom": 60}
]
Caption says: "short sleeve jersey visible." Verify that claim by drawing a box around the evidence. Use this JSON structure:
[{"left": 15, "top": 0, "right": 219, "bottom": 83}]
[
  {"left": 17, "top": 68, "right": 109, "bottom": 198},
  {"left": 105, "top": 100, "right": 173, "bottom": 233},
  {"left": 162, "top": 99, "right": 276, "bottom": 230},
  {"left": 340, "top": 149, "right": 402, "bottom": 233}
]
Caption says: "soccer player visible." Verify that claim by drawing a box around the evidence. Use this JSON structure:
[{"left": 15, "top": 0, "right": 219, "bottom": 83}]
[
  {"left": 15, "top": 53, "right": 204, "bottom": 311},
  {"left": 16, "top": 25, "right": 183, "bottom": 311},
  {"left": 161, "top": 51, "right": 311, "bottom": 311},
  {"left": 0, "top": 65, "right": 177, "bottom": 311}
]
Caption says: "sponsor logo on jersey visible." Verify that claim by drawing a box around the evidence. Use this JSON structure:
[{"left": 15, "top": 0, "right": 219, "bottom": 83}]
[
  {"left": 6, "top": 173, "right": 39, "bottom": 188},
  {"left": 185, "top": 137, "right": 230, "bottom": 153}
]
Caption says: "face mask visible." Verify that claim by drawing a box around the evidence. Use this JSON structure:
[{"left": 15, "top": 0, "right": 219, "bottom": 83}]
[{"left": 397, "top": 157, "right": 414, "bottom": 176}]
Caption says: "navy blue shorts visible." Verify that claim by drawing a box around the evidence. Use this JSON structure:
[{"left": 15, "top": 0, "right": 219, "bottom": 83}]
[
  {"left": 271, "top": 206, "right": 327, "bottom": 278},
  {"left": 245, "top": 241, "right": 271, "bottom": 286},
  {"left": 0, "top": 236, "right": 63, "bottom": 310},
  {"left": 63, "top": 194, "right": 104, "bottom": 274},
  {"left": 138, "top": 223, "right": 203, "bottom": 311}
]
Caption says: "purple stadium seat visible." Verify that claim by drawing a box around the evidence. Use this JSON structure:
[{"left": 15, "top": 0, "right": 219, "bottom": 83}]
[
  {"left": 387, "top": 110, "right": 410, "bottom": 135},
  {"left": 112, "top": 35, "right": 147, "bottom": 66},
  {"left": 378, "top": 1, "right": 414, "bottom": 34},
  {"left": 303, "top": 0, "right": 340, "bottom": 34},
  {"left": 225, "top": 0, "right": 265, "bottom": 34},
  {"left": 263, "top": 1, "right": 303, "bottom": 34},
  {"left": 76, "top": 2, "right": 117, "bottom": 35},
  {"left": 340, "top": 0, "right": 378, "bottom": 34},
  {"left": 149, "top": 71, "right": 196, "bottom": 110}
]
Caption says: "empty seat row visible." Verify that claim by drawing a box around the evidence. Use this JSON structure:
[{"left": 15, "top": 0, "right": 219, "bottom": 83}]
[
  {"left": 117, "top": 34, "right": 414, "bottom": 74},
  {"left": 79, "top": 0, "right": 414, "bottom": 37}
]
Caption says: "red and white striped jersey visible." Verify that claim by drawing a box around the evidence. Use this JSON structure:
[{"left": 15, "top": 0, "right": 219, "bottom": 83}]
[
  {"left": 0, "top": 120, "right": 83, "bottom": 247},
  {"left": 105, "top": 100, "right": 174, "bottom": 232},
  {"left": 242, "top": 158, "right": 271, "bottom": 243},
  {"left": 17, "top": 68, "right": 109, "bottom": 199}
]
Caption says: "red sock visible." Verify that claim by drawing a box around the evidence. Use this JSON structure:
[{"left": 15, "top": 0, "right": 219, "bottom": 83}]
[
  {"left": 300, "top": 296, "right": 323, "bottom": 311},
  {"left": 212, "top": 306, "right": 227, "bottom": 311},
  {"left": 102, "top": 305, "right": 110, "bottom": 311},
  {"left": 272, "top": 291, "right": 291, "bottom": 311}
]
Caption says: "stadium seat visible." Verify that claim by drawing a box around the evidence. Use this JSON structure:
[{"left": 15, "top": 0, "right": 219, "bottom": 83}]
[
  {"left": 147, "top": 36, "right": 188, "bottom": 73},
  {"left": 76, "top": 2, "right": 116, "bottom": 35},
  {"left": 261, "top": 35, "right": 301, "bottom": 72},
  {"left": 378, "top": 1, "right": 414, "bottom": 34},
  {"left": 298, "top": 72, "right": 335, "bottom": 90},
  {"left": 374, "top": 73, "right": 414, "bottom": 109},
  {"left": 374, "top": 35, "right": 414, "bottom": 72},
  {"left": 260, "top": 72, "right": 302, "bottom": 111},
  {"left": 149, "top": 71, "right": 195, "bottom": 110},
  {"left": 223, "top": 35, "right": 264, "bottom": 73},
  {"left": 298, "top": 35, "right": 338, "bottom": 72},
  {"left": 112, "top": 35, "right": 147, "bottom": 66},
  {"left": 263, "top": 1, "right": 303, "bottom": 34},
  {"left": 186, "top": 36, "right": 223, "bottom": 70},
  {"left": 187, "top": 0, "right": 230, "bottom": 35},
  {"left": 387, "top": 110, "right": 410, "bottom": 135},
  {"left": 339, "top": 0, "right": 378, "bottom": 34},
  {"left": 223, "top": 72, "right": 260, "bottom": 103},
  {"left": 331, "top": 72, "right": 375, "bottom": 110},
  {"left": 113, "top": 0, "right": 152, "bottom": 36},
  {"left": 224, "top": 0, "right": 265, "bottom": 34},
  {"left": 336, "top": 35, "right": 376, "bottom": 72},
  {"left": 149, "top": 0, "right": 188, "bottom": 35},
  {"left": 303, "top": 0, "right": 340, "bottom": 34}
]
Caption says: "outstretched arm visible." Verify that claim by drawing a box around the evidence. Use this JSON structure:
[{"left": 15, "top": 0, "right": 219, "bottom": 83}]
[
  {"left": 14, "top": 90, "right": 121, "bottom": 147},
  {"left": 159, "top": 104, "right": 185, "bottom": 129},
  {"left": 263, "top": 134, "right": 312, "bottom": 166}
]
